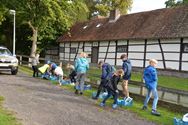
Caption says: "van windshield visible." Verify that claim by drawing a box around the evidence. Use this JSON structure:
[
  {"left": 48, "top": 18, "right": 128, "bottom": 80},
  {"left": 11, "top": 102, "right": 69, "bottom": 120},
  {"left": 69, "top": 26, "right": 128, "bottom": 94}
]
[{"left": 0, "top": 48, "right": 12, "bottom": 56}]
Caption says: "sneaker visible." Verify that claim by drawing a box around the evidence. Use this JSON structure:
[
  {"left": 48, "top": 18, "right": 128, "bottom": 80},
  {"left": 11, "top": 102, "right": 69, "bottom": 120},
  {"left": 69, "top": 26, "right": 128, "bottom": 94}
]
[
  {"left": 75, "top": 90, "right": 79, "bottom": 94},
  {"left": 123, "top": 97, "right": 127, "bottom": 100},
  {"left": 112, "top": 104, "right": 118, "bottom": 109},
  {"left": 80, "top": 92, "right": 83, "bottom": 95},
  {"left": 125, "top": 97, "right": 132, "bottom": 102},
  {"left": 151, "top": 110, "right": 161, "bottom": 116},
  {"left": 92, "top": 96, "right": 98, "bottom": 100},
  {"left": 142, "top": 106, "right": 147, "bottom": 110},
  {"left": 100, "top": 102, "right": 105, "bottom": 107}
]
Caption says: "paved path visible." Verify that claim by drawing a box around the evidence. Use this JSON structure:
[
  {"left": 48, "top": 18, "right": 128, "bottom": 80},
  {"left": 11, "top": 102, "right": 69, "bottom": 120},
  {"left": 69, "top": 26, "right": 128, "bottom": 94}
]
[{"left": 0, "top": 72, "right": 155, "bottom": 125}]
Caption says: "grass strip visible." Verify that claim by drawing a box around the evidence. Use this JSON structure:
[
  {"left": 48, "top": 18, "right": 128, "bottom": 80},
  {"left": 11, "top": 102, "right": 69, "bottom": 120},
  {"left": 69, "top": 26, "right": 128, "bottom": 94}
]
[{"left": 0, "top": 97, "right": 21, "bottom": 125}]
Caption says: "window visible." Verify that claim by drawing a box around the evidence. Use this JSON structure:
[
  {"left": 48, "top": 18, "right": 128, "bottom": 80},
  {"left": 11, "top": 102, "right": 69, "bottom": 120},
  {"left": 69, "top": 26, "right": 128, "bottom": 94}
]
[
  {"left": 116, "top": 45, "right": 127, "bottom": 52},
  {"left": 70, "top": 48, "right": 77, "bottom": 54},
  {"left": 59, "top": 47, "right": 65, "bottom": 53},
  {"left": 182, "top": 43, "right": 188, "bottom": 53}
]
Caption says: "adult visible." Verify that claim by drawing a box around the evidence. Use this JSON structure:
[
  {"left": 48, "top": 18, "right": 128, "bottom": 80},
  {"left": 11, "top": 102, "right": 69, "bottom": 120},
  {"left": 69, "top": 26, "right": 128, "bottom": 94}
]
[{"left": 74, "top": 52, "right": 89, "bottom": 95}]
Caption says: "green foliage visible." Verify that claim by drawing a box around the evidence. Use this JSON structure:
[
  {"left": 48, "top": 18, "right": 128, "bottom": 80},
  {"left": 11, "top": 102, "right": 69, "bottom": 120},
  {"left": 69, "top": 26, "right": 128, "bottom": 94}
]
[
  {"left": 165, "top": 0, "right": 188, "bottom": 8},
  {"left": 85, "top": 0, "right": 133, "bottom": 17},
  {"left": 0, "top": 0, "right": 89, "bottom": 55}
]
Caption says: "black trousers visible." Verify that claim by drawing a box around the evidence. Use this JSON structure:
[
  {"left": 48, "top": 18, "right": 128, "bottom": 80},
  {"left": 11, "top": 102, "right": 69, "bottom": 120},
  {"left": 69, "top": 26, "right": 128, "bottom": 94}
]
[
  {"left": 32, "top": 66, "right": 38, "bottom": 77},
  {"left": 69, "top": 71, "right": 77, "bottom": 83},
  {"left": 95, "top": 79, "right": 108, "bottom": 98}
]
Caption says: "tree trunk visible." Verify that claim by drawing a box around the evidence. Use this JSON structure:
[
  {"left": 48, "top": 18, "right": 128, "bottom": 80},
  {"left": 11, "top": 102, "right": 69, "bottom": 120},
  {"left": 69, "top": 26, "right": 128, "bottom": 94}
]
[{"left": 28, "top": 21, "right": 38, "bottom": 57}]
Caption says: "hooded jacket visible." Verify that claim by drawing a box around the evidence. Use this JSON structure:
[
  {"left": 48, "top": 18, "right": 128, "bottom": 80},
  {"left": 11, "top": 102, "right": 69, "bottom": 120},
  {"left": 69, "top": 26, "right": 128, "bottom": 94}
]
[
  {"left": 143, "top": 65, "right": 158, "bottom": 90},
  {"left": 75, "top": 57, "right": 89, "bottom": 73},
  {"left": 122, "top": 59, "right": 132, "bottom": 76},
  {"left": 101, "top": 63, "right": 115, "bottom": 80}
]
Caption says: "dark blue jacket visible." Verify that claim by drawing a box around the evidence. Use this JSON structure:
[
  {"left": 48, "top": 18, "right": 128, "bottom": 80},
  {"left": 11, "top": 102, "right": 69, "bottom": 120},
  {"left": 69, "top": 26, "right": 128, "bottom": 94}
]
[
  {"left": 143, "top": 65, "right": 158, "bottom": 90},
  {"left": 122, "top": 59, "right": 132, "bottom": 76},
  {"left": 101, "top": 63, "right": 115, "bottom": 80}
]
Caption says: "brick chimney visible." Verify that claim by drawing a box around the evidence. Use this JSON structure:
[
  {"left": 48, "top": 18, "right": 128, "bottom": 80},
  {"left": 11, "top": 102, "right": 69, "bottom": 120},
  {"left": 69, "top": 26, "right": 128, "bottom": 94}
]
[{"left": 109, "top": 9, "right": 120, "bottom": 23}]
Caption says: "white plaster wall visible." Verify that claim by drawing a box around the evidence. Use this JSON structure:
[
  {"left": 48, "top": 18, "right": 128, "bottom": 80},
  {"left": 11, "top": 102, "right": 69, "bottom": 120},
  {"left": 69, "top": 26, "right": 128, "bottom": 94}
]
[
  {"left": 60, "top": 43, "right": 64, "bottom": 47},
  {"left": 182, "top": 54, "right": 188, "bottom": 61},
  {"left": 184, "top": 38, "right": 188, "bottom": 43},
  {"left": 162, "top": 44, "right": 180, "bottom": 51},
  {"left": 108, "top": 47, "right": 116, "bottom": 52},
  {"left": 65, "top": 43, "right": 70, "bottom": 47},
  {"left": 110, "top": 41, "right": 116, "bottom": 46},
  {"left": 128, "top": 53, "right": 144, "bottom": 59},
  {"left": 99, "top": 41, "right": 108, "bottom": 46},
  {"left": 107, "top": 53, "right": 115, "bottom": 58},
  {"left": 182, "top": 62, "right": 188, "bottom": 71},
  {"left": 116, "top": 59, "right": 123, "bottom": 66},
  {"left": 146, "top": 45, "right": 161, "bottom": 52},
  {"left": 129, "top": 40, "right": 145, "bottom": 45},
  {"left": 117, "top": 40, "right": 127, "bottom": 45},
  {"left": 84, "top": 46, "right": 91, "bottom": 52},
  {"left": 65, "top": 53, "right": 69, "bottom": 59},
  {"left": 146, "top": 53, "right": 162, "bottom": 60},
  {"left": 164, "top": 53, "right": 179, "bottom": 60},
  {"left": 165, "top": 61, "right": 179, "bottom": 70},
  {"left": 129, "top": 45, "right": 145, "bottom": 51},
  {"left": 161, "top": 38, "right": 180, "bottom": 43},
  {"left": 131, "top": 60, "right": 143, "bottom": 67},
  {"left": 105, "top": 59, "right": 115, "bottom": 65},
  {"left": 99, "top": 47, "right": 107, "bottom": 52},
  {"left": 85, "top": 42, "right": 92, "bottom": 46},
  {"left": 71, "top": 42, "right": 78, "bottom": 47}
]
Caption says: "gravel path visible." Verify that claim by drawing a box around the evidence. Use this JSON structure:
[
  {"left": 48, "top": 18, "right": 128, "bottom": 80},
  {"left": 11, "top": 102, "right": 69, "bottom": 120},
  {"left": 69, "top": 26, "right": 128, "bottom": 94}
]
[{"left": 0, "top": 72, "right": 155, "bottom": 125}]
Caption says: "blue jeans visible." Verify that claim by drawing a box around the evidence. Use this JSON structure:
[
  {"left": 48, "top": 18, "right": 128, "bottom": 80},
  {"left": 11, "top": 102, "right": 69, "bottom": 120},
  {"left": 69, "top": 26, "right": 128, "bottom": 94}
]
[
  {"left": 144, "top": 88, "right": 158, "bottom": 110},
  {"left": 76, "top": 73, "right": 86, "bottom": 92}
]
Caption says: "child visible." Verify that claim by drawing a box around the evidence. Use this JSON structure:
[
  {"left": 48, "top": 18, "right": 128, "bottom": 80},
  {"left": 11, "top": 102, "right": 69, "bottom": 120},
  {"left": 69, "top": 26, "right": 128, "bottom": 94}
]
[
  {"left": 31, "top": 53, "right": 39, "bottom": 77},
  {"left": 54, "top": 66, "right": 64, "bottom": 85},
  {"left": 142, "top": 59, "right": 160, "bottom": 116},
  {"left": 66, "top": 64, "right": 77, "bottom": 84},
  {"left": 92, "top": 60, "right": 115, "bottom": 100},
  {"left": 74, "top": 52, "right": 89, "bottom": 95},
  {"left": 38, "top": 61, "right": 51, "bottom": 77},
  {"left": 120, "top": 54, "right": 132, "bottom": 101},
  {"left": 100, "top": 69, "right": 124, "bottom": 109}
]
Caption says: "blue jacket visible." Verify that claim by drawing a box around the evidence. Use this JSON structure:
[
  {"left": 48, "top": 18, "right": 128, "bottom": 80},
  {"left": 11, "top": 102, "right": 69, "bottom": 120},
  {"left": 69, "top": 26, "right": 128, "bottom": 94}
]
[
  {"left": 143, "top": 65, "right": 158, "bottom": 90},
  {"left": 101, "top": 63, "right": 115, "bottom": 80},
  {"left": 75, "top": 57, "right": 89, "bottom": 73},
  {"left": 122, "top": 59, "right": 132, "bottom": 76}
]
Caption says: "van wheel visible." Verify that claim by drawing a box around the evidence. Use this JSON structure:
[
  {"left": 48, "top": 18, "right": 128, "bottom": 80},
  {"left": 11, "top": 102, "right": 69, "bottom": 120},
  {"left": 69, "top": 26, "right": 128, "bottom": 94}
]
[{"left": 11, "top": 69, "right": 18, "bottom": 75}]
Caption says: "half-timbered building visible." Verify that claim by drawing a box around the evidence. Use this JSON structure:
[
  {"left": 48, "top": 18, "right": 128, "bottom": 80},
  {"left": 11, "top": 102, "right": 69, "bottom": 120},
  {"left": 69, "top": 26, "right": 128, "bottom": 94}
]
[{"left": 57, "top": 5, "right": 188, "bottom": 71}]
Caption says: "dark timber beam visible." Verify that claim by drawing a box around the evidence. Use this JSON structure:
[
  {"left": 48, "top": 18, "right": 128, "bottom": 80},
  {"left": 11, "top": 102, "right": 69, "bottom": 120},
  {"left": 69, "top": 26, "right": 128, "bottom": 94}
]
[
  {"left": 115, "top": 40, "right": 118, "bottom": 65},
  {"left": 127, "top": 40, "right": 129, "bottom": 57},
  {"left": 158, "top": 39, "right": 166, "bottom": 69},
  {"left": 143, "top": 39, "right": 147, "bottom": 68},
  {"left": 179, "top": 38, "right": 183, "bottom": 71}
]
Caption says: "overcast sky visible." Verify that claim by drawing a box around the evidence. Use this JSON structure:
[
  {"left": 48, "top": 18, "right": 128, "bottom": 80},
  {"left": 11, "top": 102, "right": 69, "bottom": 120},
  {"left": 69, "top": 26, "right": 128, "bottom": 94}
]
[{"left": 129, "top": 0, "right": 167, "bottom": 13}]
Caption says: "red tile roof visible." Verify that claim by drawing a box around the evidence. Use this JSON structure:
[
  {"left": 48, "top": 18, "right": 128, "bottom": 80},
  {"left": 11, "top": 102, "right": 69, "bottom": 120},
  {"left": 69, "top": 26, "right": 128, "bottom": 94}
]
[{"left": 57, "top": 5, "right": 188, "bottom": 42}]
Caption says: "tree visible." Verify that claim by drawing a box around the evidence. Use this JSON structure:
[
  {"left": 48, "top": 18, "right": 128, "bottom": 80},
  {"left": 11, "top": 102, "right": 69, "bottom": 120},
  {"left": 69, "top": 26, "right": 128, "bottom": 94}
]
[
  {"left": 0, "top": 0, "right": 88, "bottom": 57},
  {"left": 165, "top": 0, "right": 188, "bottom": 8},
  {"left": 85, "top": 0, "right": 133, "bottom": 17}
]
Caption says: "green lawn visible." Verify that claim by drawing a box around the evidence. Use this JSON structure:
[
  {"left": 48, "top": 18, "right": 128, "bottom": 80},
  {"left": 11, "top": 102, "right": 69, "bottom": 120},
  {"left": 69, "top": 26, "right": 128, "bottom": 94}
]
[
  {"left": 19, "top": 65, "right": 188, "bottom": 91},
  {"left": 0, "top": 97, "right": 21, "bottom": 125},
  {"left": 88, "top": 67, "right": 188, "bottom": 91},
  {"left": 60, "top": 84, "right": 183, "bottom": 125}
]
